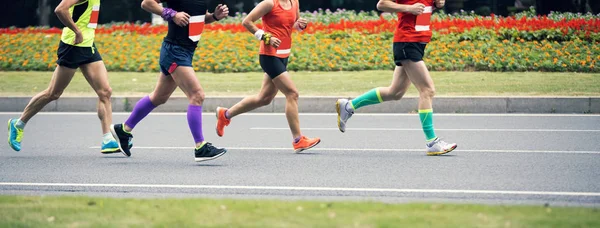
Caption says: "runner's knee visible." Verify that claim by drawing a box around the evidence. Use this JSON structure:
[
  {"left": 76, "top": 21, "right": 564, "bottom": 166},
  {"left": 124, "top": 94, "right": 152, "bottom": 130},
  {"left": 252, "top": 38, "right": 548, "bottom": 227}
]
[
  {"left": 97, "top": 86, "right": 112, "bottom": 102},
  {"left": 188, "top": 90, "right": 205, "bottom": 105},
  {"left": 284, "top": 89, "right": 299, "bottom": 101},
  {"left": 257, "top": 94, "right": 275, "bottom": 106},
  {"left": 45, "top": 89, "right": 63, "bottom": 101},
  {"left": 420, "top": 87, "right": 436, "bottom": 99},
  {"left": 391, "top": 90, "right": 406, "bottom": 100},
  {"left": 149, "top": 93, "right": 168, "bottom": 106}
]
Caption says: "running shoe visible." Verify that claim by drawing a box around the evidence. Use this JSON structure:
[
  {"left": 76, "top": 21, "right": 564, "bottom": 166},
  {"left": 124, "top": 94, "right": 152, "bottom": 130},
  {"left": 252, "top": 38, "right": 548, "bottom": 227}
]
[
  {"left": 110, "top": 123, "right": 133, "bottom": 157},
  {"left": 101, "top": 139, "right": 120, "bottom": 154},
  {"left": 7, "top": 119, "right": 23, "bottom": 151},
  {"left": 215, "top": 107, "right": 230, "bottom": 137},
  {"left": 195, "top": 142, "right": 227, "bottom": 162},
  {"left": 101, "top": 138, "right": 132, "bottom": 154},
  {"left": 336, "top": 99, "right": 354, "bottom": 133},
  {"left": 426, "top": 137, "right": 457, "bottom": 156},
  {"left": 293, "top": 136, "right": 321, "bottom": 153}
]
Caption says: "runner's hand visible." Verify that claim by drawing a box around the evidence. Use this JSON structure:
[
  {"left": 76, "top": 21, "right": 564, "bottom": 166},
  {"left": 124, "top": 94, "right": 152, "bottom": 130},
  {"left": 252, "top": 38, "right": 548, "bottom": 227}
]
[
  {"left": 74, "top": 30, "right": 83, "bottom": 44},
  {"left": 408, "top": 3, "right": 425, "bottom": 15},
  {"left": 269, "top": 37, "right": 281, "bottom": 48},
  {"left": 296, "top": 18, "right": 308, "bottom": 30},
  {"left": 214, "top": 4, "right": 229, "bottom": 20},
  {"left": 173, "top": 12, "right": 190, "bottom": 27},
  {"left": 435, "top": 0, "right": 445, "bottom": 8}
]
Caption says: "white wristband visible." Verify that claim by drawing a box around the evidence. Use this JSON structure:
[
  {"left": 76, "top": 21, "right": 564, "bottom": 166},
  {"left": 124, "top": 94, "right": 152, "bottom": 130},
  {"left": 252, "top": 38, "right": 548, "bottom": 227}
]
[{"left": 254, "top": 29, "right": 265, "bottom": 40}]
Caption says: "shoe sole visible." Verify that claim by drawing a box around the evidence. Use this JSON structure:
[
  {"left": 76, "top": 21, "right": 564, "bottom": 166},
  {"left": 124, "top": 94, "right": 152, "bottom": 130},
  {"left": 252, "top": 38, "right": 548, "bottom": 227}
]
[
  {"left": 101, "top": 150, "right": 121, "bottom": 154},
  {"left": 426, "top": 144, "right": 458, "bottom": 156},
  {"left": 294, "top": 139, "right": 321, "bottom": 153},
  {"left": 109, "top": 124, "right": 130, "bottom": 157},
  {"left": 215, "top": 107, "right": 224, "bottom": 137},
  {"left": 7, "top": 119, "right": 20, "bottom": 152},
  {"left": 195, "top": 150, "right": 227, "bottom": 162},
  {"left": 336, "top": 100, "right": 345, "bottom": 133}
]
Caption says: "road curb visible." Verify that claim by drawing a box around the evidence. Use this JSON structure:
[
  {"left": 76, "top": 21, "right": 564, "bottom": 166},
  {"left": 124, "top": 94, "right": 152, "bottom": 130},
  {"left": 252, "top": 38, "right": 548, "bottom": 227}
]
[{"left": 0, "top": 97, "right": 598, "bottom": 113}]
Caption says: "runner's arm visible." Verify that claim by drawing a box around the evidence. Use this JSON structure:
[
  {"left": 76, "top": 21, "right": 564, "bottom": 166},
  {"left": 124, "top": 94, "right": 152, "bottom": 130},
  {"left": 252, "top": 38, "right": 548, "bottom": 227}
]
[
  {"left": 205, "top": 4, "right": 229, "bottom": 24},
  {"left": 142, "top": 0, "right": 190, "bottom": 27},
  {"left": 293, "top": 0, "right": 307, "bottom": 31},
  {"left": 141, "top": 0, "right": 164, "bottom": 16},
  {"left": 377, "top": 0, "right": 424, "bottom": 14},
  {"left": 242, "top": 0, "right": 274, "bottom": 34},
  {"left": 296, "top": 0, "right": 301, "bottom": 21},
  {"left": 54, "top": 0, "right": 82, "bottom": 34}
]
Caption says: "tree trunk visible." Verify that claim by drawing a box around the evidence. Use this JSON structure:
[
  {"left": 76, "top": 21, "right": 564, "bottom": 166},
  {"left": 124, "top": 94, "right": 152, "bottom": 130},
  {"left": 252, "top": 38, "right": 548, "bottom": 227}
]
[{"left": 37, "top": 0, "right": 51, "bottom": 26}]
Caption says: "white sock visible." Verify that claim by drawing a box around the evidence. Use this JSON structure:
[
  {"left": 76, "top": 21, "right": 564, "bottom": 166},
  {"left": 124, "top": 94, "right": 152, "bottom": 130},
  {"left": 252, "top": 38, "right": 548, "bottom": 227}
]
[
  {"left": 15, "top": 119, "right": 26, "bottom": 129},
  {"left": 103, "top": 133, "right": 114, "bottom": 143}
]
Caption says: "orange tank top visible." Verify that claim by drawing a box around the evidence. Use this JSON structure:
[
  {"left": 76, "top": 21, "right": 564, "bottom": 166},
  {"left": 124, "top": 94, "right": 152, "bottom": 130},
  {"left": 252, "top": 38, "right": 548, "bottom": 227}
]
[{"left": 259, "top": 0, "right": 298, "bottom": 58}]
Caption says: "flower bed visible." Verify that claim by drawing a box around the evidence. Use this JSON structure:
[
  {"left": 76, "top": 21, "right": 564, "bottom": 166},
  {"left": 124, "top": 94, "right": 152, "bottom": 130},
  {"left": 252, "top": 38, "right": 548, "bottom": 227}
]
[{"left": 1, "top": 10, "right": 598, "bottom": 72}]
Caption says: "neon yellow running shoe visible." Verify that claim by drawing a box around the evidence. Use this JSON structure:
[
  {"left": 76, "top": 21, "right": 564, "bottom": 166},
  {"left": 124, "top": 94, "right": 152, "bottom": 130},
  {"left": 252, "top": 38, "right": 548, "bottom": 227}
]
[{"left": 7, "top": 119, "right": 24, "bottom": 151}]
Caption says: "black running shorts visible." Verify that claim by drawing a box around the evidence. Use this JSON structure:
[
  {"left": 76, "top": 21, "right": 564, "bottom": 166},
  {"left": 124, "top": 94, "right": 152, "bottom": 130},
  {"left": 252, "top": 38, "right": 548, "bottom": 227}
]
[
  {"left": 393, "top": 42, "right": 427, "bottom": 66},
  {"left": 56, "top": 41, "right": 103, "bottom": 69},
  {"left": 259, "top": 55, "right": 289, "bottom": 79}
]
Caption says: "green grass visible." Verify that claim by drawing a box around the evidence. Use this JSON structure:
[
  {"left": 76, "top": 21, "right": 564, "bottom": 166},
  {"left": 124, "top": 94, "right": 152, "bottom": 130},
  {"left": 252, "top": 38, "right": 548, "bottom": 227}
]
[
  {"left": 0, "top": 71, "right": 599, "bottom": 97},
  {"left": 0, "top": 195, "right": 598, "bottom": 227}
]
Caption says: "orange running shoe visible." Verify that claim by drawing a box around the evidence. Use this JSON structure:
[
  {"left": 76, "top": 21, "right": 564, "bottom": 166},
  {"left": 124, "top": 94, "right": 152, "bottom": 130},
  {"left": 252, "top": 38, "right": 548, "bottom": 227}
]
[
  {"left": 215, "top": 107, "right": 231, "bottom": 137},
  {"left": 293, "top": 136, "right": 321, "bottom": 153}
]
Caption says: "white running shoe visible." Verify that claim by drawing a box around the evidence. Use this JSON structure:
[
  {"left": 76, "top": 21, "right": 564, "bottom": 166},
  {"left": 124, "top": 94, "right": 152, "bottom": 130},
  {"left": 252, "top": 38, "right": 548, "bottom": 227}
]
[
  {"left": 426, "top": 137, "right": 457, "bottom": 156},
  {"left": 336, "top": 99, "right": 354, "bottom": 133}
]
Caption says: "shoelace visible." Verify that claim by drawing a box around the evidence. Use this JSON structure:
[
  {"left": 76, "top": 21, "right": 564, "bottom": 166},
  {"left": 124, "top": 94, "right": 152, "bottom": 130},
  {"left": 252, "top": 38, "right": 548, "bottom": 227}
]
[
  {"left": 205, "top": 143, "right": 214, "bottom": 149},
  {"left": 436, "top": 139, "right": 451, "bottom": 149},
  {"left": 15, "top": 127, "right": 23, "bottom": 142}
]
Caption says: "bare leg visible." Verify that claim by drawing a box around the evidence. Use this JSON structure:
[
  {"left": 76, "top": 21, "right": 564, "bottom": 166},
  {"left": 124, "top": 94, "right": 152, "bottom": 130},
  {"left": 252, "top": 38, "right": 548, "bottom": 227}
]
[
  {"left": 171, "top": 67, "right": 206, "bottom": 148},
  {"left": 378, "top": 66, "right": 412, "bottom": 102},
  {"left": 402, "top": 60, "right": 441, "bottom": 143},
  {"left": 80, "top": 61, "right": 113, "bottom": 134},
  {"left": 227, "top": 73, "right": 278, "bottom": 118},
  {"left": 401, "top": 60, "right": 435, "bottom": 110},
  {"left": 272, "top": 72, "right": 301, "bottom": 139},
  {"left": 123, "top": 72, "right": 177, "bottom": 132},
  {"left": 148, "top": 73, "right": 178, "bottom": 105},
  {"left": 20, "top": 66, "right": 76, "bottom": 122}
]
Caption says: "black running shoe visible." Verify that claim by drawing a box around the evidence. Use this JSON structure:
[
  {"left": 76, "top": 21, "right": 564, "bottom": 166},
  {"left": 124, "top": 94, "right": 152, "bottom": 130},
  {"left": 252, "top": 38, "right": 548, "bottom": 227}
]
[
  {"left": 110, "top": 123, "right": 133, "bottom": 157},
  {"left": 194, "top": 142, "right": 227, "bottom": 162}
]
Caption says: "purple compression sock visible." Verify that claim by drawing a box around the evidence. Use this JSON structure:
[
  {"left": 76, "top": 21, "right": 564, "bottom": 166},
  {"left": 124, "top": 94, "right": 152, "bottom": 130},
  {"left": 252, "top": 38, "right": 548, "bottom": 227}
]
[
  {"left": 125, "top": 96, "right": 156, "bottom": 130},
  {"left": 187, "top": 105, "right": 204, "bottom": 144}
]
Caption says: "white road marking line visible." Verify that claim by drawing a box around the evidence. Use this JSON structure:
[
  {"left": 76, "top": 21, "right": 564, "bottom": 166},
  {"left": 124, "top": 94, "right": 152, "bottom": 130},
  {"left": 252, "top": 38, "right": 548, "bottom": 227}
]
[
  {"left": 251, "top": 127, "right": 600, "bottom": 132},
  {"left": 87, "top": 146, "right": 600, "bottom": 154},
  {"left": 0, "top": 112, "right": 599, "bottom": 117},
  {"left": 0, "top": 182, "right": 598, "bottom": 197}
]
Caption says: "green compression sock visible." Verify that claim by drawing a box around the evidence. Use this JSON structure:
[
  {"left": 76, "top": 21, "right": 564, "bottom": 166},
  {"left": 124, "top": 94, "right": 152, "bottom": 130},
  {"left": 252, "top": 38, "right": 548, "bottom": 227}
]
[
  {"left": 350, "top": 88, "right": 383, "bottom": 110},
  {"left": 419, "top": 109, "right": 437, "bottom": 141}
]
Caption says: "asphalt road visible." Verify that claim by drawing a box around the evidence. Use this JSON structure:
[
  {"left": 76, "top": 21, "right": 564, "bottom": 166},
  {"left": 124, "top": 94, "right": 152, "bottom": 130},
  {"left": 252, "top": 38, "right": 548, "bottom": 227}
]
[{"left": 1, "top": 112, "right": 599, "bottom": 206}]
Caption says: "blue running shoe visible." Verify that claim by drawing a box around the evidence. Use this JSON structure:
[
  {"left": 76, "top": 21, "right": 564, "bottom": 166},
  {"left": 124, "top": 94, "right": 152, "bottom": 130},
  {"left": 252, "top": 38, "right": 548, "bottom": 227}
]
[
  {"left": 7, "top": 119, "right": 23, "bottom": 152},
  {"left": 101, "top": 138, "right": 133, "bottom": 154},
  {"left": 101, "top": 139, "right": 120, "bottom": 154}
]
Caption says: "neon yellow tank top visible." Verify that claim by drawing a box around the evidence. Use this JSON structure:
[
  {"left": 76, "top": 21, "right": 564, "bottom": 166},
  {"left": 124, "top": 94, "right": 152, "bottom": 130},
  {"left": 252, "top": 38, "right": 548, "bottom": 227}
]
[{"left": 60, "top": 0, "right": 100, "bottom": 47}]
